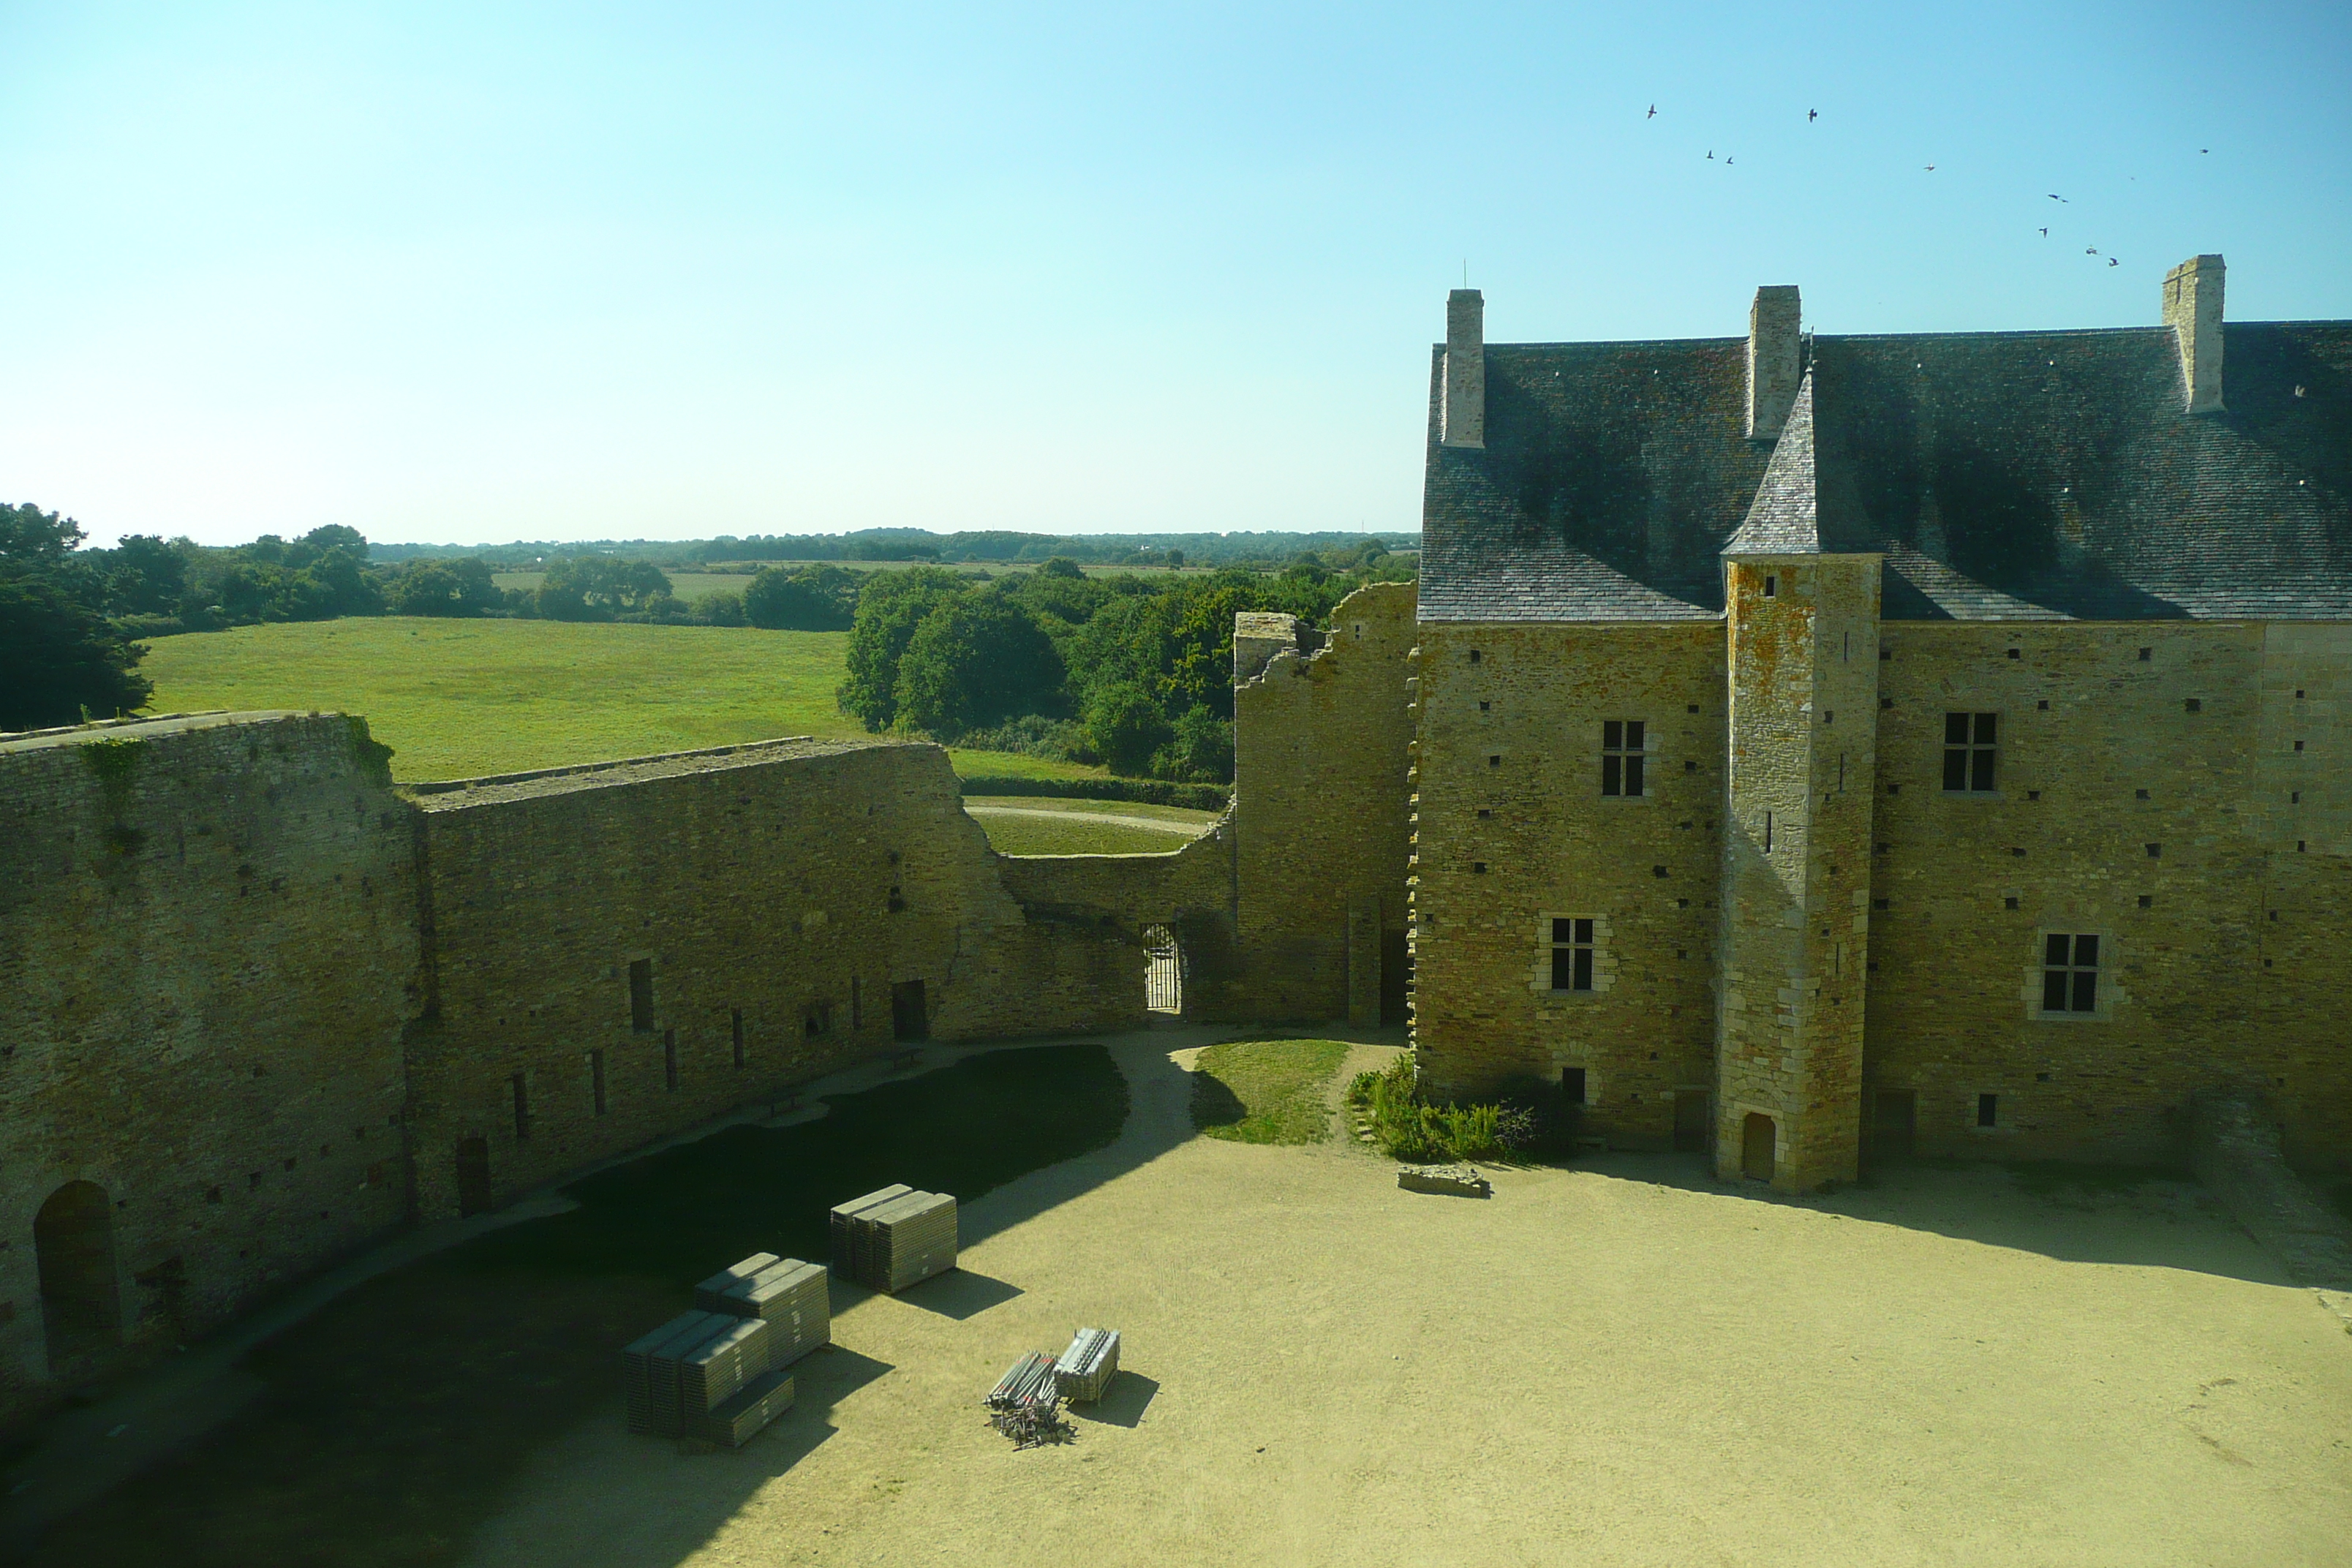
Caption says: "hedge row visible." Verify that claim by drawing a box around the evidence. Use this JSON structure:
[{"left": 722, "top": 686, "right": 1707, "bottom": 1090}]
[{"left": 957, "top": 774, "right": 1232, "bottom": 812}]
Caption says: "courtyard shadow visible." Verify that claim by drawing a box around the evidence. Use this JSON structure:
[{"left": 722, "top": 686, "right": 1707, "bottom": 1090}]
[
  {"left": 1071, "top": 1371, "right": 1158, "bottom": 1429},
  {"left": 1570, "top": 1150, "right": 2295, "bottom": 1287},
  {"left": 8, "top": 1028, "right": 1226, "bottom": 1568},
  {"left": 892, "top": 1269, "right": 1024, "bottom": 1320}
]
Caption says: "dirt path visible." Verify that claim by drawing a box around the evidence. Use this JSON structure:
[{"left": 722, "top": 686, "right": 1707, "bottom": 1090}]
[
  {"left": 459, "top": 1033, "right": 2352, "bottom": 1568},
  {"left": 962, "top": 805, "right": 1205, "bottom": 835}
]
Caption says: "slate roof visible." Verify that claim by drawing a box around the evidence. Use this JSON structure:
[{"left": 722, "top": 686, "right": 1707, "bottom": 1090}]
[{"left": 1419, "top": 320, "right": 2352, "bottom": 622}]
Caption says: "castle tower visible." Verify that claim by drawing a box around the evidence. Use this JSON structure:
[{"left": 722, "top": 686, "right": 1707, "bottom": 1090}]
[{"left": 1714, "top": 372, "right": 1881, "bottom": 1190}]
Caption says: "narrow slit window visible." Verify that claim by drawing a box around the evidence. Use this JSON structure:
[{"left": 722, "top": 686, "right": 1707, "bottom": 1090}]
[
  {"left": 1943, "top": 712, "right": 1998, "bottom": 793},
  {"left": 590, "top": 1049, "right": 607, "bottom": 1116},
  {"left": 663, "top": 1028, "right": 679, "bottom": 1091},
  {"left": 1978, "top": 1093, "right": 1999, "bottom": 1128},
  {"left": 627, "top": 959, "right": 654, "bottom": 1032},
  {"left": 731, "top": 1009, "right": 745, "bottom": 1069},
  {"left": 510, "top": 1073, "right": 529, "bottom": 1141},
  {"left": 2041, "top": 933, "right": 2100, "bottom": 1014},
  {"left": 1601, "top": 720, "right": 1646, "bottom": 796},
  {"left": 1550, "top": 918, "right": 1595, "bottom": 993}
]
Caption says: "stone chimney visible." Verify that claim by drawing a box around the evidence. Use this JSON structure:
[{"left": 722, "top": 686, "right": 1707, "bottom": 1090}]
[
  {"left": 2163, "top": 255, "right": 2225, "bottom": 415},
  {"left": 1746, "top": 285, "right": 1802, "bottom": 442},
  {"left": 1441, "top": 288, "right": 1484, "bottom": 448}
]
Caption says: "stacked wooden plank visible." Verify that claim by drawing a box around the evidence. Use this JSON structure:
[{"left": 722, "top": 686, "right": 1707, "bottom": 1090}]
[
  {"left": 829, "top": 1185, "right": 911, "bottom": 1276},
  {"left": 830, "top": 1185, "right": 957, "bottom": 1293},
  {"left": 984, "top": 1350, "right": 1068, "bottom": 1447},
  {"left": 1052, "top": 1327, "right": 1120, "bottom": 1405},
  {"left": 697, "top": 1368, "right": 796, "bottom": 1449},
  {"left": 696, "top": 1255, "right": 831, "bottom": 1367},
  {"left": 624, "top": 1310, "right": 764, "bottom": 1437}
]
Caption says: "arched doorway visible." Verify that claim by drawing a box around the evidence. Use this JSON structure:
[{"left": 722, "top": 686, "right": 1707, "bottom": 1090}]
[
  {"left": 35, "top": 1181, "right": 121, "bottom": 1372},
  {"left": 1741, "top": 1113, "right": 1777, "bottom": 1183},
  {"left": 456, "top": 1137, "right": 493, "bottom": 1218},
  {"left": 1144, "top": 925, "right": 1183, "bottom": 1015}
]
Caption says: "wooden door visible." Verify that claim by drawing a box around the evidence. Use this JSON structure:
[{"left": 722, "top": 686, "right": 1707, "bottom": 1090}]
[{"left": 1741, "top": 1113, "right": 1776, "bottom": 1182}]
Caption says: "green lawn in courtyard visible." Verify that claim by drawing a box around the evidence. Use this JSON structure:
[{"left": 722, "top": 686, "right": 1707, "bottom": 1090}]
[{"left": 1189, "top": 1037, "right": 1352, "bottom": 1145}]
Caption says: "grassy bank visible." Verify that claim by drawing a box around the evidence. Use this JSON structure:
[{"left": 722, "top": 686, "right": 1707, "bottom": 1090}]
[
  {"left": 1189, "top": 1037, "right": 1352, "bottom": 1145},
  {"left": 135, "top": 618, "right": 1108, "bottom": 785}
]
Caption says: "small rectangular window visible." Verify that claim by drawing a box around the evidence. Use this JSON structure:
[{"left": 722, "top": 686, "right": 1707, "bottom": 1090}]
[
  {"left": 1562, "top": 1067, "right": 1587, "bottom": 1105},
  {"left": 1977, "top": 1093, "right": 1999, "bottom": 1128},
  {"left": 2040, "top": 933, "right": 2100, "bottom": 1014},
  {"left": 663, "top": 1028, "right": 679, "bottom": 1091},
  {"left": 1549, "top": 917, "right": 1595, "bottom": 992},
  {"left": 1601, "top": 720, "right": 1647, "bottom": 796},
  {"left": 731, "top": 1009, "right": 746, "bottom": 1069},
  {"left": 1943, "top": 712, "right": 1997, "bottom": 793},
  {"left": 1763, "top": 574, "right": 1777, "bottom": 598},
  {"left": 628, "top": 959, "right": 654, "bottom": 1032}
]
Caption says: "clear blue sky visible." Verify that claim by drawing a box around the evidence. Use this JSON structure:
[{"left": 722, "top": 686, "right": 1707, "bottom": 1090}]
[{"left": 3, "top": 1, "right": 2345, "bottom": 549}]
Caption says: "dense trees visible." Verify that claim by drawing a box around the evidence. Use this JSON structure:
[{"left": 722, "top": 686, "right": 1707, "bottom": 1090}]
[
  {"left": 0, "top": 504, "right": 154, "bottom": 729},
  {"left": 533, "top": 556, "right": 673, "bottom": 620},
  {"left": 743, "top": 564, "right": 858, "bottom": 630}
]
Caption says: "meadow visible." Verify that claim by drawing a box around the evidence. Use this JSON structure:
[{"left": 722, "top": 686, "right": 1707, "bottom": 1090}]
[{"left": 135, "top": 618, "right": 1104, "bottom": 786}]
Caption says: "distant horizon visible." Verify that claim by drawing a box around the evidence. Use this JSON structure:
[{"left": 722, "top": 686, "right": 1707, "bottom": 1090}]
[{"left": 6, "top": 1, "right": 2345, "bottom": 550}]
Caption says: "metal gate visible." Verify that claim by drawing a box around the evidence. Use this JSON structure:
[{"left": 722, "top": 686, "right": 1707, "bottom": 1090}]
[{"left": 1145, "top": 925, "right": 1183, "bottom": 1014}]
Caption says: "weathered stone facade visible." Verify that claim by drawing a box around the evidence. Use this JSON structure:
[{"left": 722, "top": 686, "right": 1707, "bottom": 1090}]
[{"left": 0, "top": 715, "right": 419, "bottom": 1411}]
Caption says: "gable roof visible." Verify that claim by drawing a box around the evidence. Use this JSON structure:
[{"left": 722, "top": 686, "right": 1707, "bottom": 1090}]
[{"left": 1419, "top": 319, "right": 2352, "bottom": 622}]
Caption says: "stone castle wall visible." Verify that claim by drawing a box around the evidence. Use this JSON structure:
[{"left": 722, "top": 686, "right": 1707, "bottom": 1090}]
[
  {"left": 1411, "top": 611, "right": 2352, "bottom": 1182},
  {"left": 1228, "top": 582, "right": 1417, "bottom": 1023},
  {"left": 407, "top": 738, "right": 1139, "bottom": 1218},
  {"left": 1408, "top": 620, "right": 1727, "bottom": 1130},
  {"left": 0, "top": 714, "right": 419, "bottom": 1408}
]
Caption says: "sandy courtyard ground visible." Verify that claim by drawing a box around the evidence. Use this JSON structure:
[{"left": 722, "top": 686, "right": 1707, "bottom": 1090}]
[{"left": 459, "top": 1032, "right": 2352, "bottom": 1568}]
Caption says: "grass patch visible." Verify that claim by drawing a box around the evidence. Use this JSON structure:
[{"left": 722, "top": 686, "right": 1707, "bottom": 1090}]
[
  {"left": 24, "top": 1044, "right": 1128, "bottom": 1568},
  {"left": 1190, "top": 1037, "right": 1351, "bottom": 1145},
  {"left": 135, "top": 618, "right": 1104, "bottom": 784},
  {"left": 970, "top": 811, "right": 1194, "bottom": 856},
  {"left": 2005, "top": 1161, "right": 2188, "bottom": 1199}
]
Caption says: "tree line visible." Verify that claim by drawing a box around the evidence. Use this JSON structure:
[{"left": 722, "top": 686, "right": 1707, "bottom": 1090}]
[{"left": 1, "top": 500, "right": 1411, "bottom": 778}]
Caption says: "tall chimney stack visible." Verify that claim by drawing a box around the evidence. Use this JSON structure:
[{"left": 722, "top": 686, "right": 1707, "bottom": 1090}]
[
  {"left": 1442, "top": 288, "right": 1485, "bottom": 448},
  {"left": 1746, "top": 285, "right": 1802, "bottom": 442},
  {"left": 2163, "top": 255, "right": 2225, "bottom": 415}
]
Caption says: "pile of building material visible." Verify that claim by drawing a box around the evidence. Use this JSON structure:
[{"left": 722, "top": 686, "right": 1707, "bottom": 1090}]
[
  {"left": 622, "top": 1250, "right": 831, "bottom": 1449},
  {"left": 1052, "top": 1327, "right": 1120, "bottom": 1405},
  {"left": 696, "top": 1252, "right": 831, "bottom": 1366},
  {"left": 829, "top": 1185, "right": 959, "bottom": 1293},
  {"left": 984, "top": 1350, "right": 1069, "bottom": 1447},
  {"left": 1397, "top": 1164, "right": 1491, "bottom": 1198}
]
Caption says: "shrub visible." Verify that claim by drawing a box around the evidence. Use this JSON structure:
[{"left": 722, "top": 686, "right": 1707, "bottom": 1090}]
[
  {"left": 891, "top": 592, "right": 1064, "bottom": 739},
  {"left": 1083, "top": 681, "right": 1170, "bottom": 775},
  {"left": 694, "top": 589, "right": 747, "bottom": 627},
  {"left": 743, "top": 564, "right": 858, "bottom": 630},
  {"left": 1349, "top": 1051, "right": 1536, "bottom": 1164}
]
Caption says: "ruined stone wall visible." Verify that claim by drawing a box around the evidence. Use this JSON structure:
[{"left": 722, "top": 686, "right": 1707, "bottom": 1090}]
[
  {"left": 1865, "top": 620, "right": 2352, "bottom": 1172},
  {"left": 1226, "top": 582, "right": 1417, "bottom": 1022},
  {"left": 408, "top": 739, "right": 1134, "bottom": 1218},
  {"left": 0, "top": 714, "right": 418, "bottom": 1414},
  {"left": 1409, "top": 621, "right": 1727, "bottom": 1138},
  {"left": 990, "top": 825, "right": 1236, "bottom": 1017}
]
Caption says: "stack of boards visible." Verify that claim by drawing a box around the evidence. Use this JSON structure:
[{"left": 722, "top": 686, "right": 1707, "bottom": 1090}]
[
  {"left": 621, "top": 1251, "right": 830, "bottom": 1447},
  {"left": 829, "top": 1184, "right": 959, "bottom": 1293},
  {"left": 1053, "top": 1327, "right": 1121, "bottom": 1404}
]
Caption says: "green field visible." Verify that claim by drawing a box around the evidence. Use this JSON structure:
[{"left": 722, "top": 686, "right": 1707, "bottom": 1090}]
[
  {"left": 489, "top": 571, "right": 753, "bottom": 603},
  {"left": 135, "top": 617, "right": 1108, "bottom": 785}
]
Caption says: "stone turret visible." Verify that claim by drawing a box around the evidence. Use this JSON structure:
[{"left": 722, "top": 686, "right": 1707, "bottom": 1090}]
[
  {"left": 1441, "top": 289, "right": 1485, "bottom": 448},
  {"left": 2163, "top": 254, "right": 2225, "bottom": 415}
]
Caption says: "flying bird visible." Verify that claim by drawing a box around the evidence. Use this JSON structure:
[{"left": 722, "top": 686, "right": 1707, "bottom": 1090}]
[
  {"left": 2201, "top": 148, "right": 2209, "bottom": 154},
  {"left": 1647, "top": 104, "right": 1656, "bottom": 118},
  {"left": 2086, "top": 246, "right": 2099, "bottom": 255},
  {"left": 1924, "top": 165, "right": 1935, "bottom": 171},
  {"left": 2108, "top": 257, "right": 2120, "bottom": 267},
  {"left": 1707, "top": 150, "right": 1714, "bottom": 159},
  {"left": 1725, "top": 156, "right": 1734, "bottom": 165},
  {"left": 1808, "top": 108, "right": 1818, "bottom": 121},
  {"left": 2040, "top": 227, "right": 2048, "bottom": 237},
  {"left": 2048, "top": 193, "right": 2068, "bottom": 202}
]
